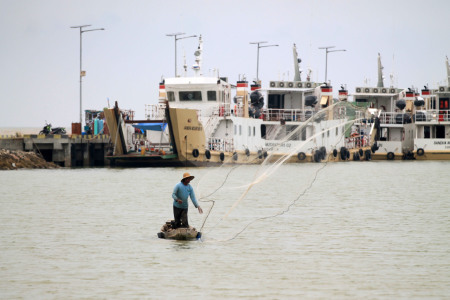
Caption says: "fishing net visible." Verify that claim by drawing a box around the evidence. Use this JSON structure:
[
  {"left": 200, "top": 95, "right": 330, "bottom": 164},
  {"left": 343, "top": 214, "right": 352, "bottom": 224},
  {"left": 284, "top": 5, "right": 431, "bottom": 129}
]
[{"left": 196, "top": 101, "right": 371, "bottom": 241}]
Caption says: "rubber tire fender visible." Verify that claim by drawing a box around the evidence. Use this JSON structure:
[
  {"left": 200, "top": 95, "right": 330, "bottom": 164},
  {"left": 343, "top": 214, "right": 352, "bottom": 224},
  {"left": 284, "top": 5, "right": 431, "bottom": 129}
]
[
  {"left": 297, "top": 152, "right": 306, "bottom": 161},
  {"left": 364, "top": 149, "right": 371, "bottom": 161},
  {"left": 417, "top": 148, "right": 424, "bottom": 156},
  {"left": 387, "top": 152, "right": 395, "bottom": 160},
  {"left": 192, "top": 149, "right": 199, "bottom": 158},
  {"left": 205, "top": 149, "right": 211, "bottom": 159},
  {"left": 314, "top": 150, "right": 321, "bottom": 163}
]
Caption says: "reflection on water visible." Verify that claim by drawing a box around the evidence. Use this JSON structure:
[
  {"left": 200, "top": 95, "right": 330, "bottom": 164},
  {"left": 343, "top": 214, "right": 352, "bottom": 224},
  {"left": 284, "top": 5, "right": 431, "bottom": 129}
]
[{"left": 1, "top": 161, "right": 449, "bottom": 298}]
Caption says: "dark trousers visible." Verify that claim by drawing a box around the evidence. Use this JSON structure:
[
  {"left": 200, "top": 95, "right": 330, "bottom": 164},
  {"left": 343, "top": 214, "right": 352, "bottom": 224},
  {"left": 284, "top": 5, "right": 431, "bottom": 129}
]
[{"left": 173, "top": 206, "right": 189, "bottom": 229}]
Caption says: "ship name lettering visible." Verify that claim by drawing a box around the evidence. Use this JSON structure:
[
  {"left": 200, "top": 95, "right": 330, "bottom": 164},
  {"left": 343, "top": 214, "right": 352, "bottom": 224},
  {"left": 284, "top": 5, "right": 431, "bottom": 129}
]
[
  {"left": 434, "top": 141, "right": 447, "bottom": 145},
  {"left": 265, "top": 142, "right": 291, "bottom": 147},
  {"left": 184, "top": 126, "right": 203, "bottom": 131}
]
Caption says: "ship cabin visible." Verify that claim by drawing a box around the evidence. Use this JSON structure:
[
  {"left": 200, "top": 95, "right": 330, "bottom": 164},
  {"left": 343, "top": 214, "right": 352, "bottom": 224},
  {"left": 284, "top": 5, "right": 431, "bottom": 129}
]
[
  {"left": 163, "top": 76, "right": 232, "bottom": 119},
  {"left": 414, "top": 86, "right": 450, "bottom": 148},
  {"left": 352, "top": 86, "right": 415, "bottom": 156},
  {"left": 262, "top": 81, "right": 324, "bottom": 122}
]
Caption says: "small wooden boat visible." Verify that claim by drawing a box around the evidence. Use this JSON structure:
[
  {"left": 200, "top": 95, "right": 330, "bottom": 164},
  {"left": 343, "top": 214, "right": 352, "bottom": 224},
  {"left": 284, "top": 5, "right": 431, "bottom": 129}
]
[{"left": 157, "top": 220, "right": 201, "bottom": 240}]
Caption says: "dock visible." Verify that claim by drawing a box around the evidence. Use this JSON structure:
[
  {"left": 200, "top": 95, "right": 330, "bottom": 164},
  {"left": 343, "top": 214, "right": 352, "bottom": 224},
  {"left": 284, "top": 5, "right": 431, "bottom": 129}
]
[{"left": 0, "top": 134, "right": 112, "bottom": 167}]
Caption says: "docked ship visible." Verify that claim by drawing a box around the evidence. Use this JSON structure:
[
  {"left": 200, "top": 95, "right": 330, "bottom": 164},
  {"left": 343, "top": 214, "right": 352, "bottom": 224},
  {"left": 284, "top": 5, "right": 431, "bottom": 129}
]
[
  {"left": 352, "top": 53, "right": 414, "bottom": 160},
  {"left": 413, "top": 56, "right": 450, "bottom": 160},
  {"left": 104, "top": 37, "right": 373, "bottom": 166}
]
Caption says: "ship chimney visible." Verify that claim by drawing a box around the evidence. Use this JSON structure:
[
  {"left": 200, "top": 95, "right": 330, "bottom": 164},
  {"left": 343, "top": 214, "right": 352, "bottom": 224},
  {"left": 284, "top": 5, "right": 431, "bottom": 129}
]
[
  {"left": 250, "top": 81, "right": 261, "bottom": 91},
  {"left": 338, "top": 84, "right": 348, "bottom": 101},
  {"left": 320, "top": 85, "right": 333, "bottom": 108},
  {"left": 158, "top": 80, "right": 167, "bottom": 103},
  {"left": 405, "top": 88, "right": 415, "bottom": 100},
  {"left": 236, "top": 80, "right": 249, "bottom": 118}
]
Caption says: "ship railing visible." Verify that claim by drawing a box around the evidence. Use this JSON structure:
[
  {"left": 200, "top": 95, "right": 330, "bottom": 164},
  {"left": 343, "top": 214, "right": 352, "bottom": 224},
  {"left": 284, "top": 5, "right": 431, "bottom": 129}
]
[
  {"left": 413, "top": 109, "right": 450, "bottom": 122},
  {"left": 356, "top": 111, "right": 413, "bottom": 125},
  {"left": 355, "top": 111, "right": 376, "bottom": 124},
  {"left": 213, "top": 103, "right": 231, "bottom": 117},
  {"left": 260, "top": 108, "right": 314, "bottom": 122},
  {"left": 145, "top": 103, "right": 166, "bottom": 120},
  {"left": 207, "top": 137, "right": 234, "bottom": 152}
]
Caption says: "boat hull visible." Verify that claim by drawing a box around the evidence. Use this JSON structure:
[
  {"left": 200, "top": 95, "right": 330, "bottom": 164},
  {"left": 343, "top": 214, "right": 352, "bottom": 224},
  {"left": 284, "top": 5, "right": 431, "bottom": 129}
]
[{"left": 157, "top": 221, "right": 201, "bottom": 240}]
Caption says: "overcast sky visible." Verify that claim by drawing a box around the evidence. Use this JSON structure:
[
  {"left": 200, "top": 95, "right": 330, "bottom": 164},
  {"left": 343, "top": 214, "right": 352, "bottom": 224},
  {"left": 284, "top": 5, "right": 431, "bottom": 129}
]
[{"left": 0, "top": 0, "right": 449, "bottom": 128}]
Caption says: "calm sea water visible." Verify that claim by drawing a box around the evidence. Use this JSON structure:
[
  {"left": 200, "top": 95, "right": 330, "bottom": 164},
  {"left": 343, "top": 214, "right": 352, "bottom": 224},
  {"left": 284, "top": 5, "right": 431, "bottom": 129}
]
[{"left": 0, "top": 161, "right": 449, "bottom": 299}]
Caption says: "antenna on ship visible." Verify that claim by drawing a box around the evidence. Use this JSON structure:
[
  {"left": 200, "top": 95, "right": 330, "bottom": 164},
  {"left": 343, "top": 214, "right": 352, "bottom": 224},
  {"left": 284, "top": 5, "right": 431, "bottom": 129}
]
[
  {"left": 183, "top": 51, "right": 188, "bottom": 77},
  {"left": 377, "top": 53, "right": 384, "bottom": 88},
  {"left": 293, "top": 43, "right": 302, "bottom": 81},
  {"left": 192, "top": 35, "right": 203, "bottom": 77}
]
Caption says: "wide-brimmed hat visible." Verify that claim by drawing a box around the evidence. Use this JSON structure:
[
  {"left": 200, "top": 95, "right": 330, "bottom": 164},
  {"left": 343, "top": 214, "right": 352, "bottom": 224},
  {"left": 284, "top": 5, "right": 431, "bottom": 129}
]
[{"left": 182, "top": 172, "right": 195, "bottom": 181}]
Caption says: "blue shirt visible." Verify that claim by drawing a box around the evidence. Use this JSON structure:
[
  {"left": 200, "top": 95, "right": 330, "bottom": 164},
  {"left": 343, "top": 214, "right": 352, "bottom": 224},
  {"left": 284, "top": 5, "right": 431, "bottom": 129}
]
[{"left": 172, "top": 182, "right": 199, "bottom": 209}]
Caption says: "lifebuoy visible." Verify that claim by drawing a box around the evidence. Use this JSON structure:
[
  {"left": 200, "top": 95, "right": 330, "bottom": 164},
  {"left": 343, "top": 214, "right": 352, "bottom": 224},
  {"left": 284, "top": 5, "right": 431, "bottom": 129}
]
[
  {"left": 205, "top": 149, "right": 211, "bottom": 159},
  {"left": 387, "top": 152, "right": 395, "bottom": 160},
  {"left": 192, "top": 149, "right": 199, "bottom": 158},
  {"left": 297, "top": 152, "right": 306, "bottom": 161},
  {"left": 417, "top": 148, "right": 424, "bottom": 156},
  {"left": 219, "top": 152, "right": 225, "bottom": 161}
]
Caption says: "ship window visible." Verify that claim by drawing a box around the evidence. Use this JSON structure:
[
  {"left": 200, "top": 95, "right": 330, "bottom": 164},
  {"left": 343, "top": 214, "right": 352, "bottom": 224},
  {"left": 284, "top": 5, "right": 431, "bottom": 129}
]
[
  {"left": 239, "top": 125, "right": 242, "bottom": 135},
  {"left": 248, "top": 126, "right": 251, "bottom": 136},
  {"left": 424, "top": 126, "right": 430, "bottom": 139},
  {"left": 167, "top": 91, "right": 175, "bottom": 102},
  {"left": 336, "top": 127, "right": 338, "bottom": 136},
  {"left": 179, "top": 91, "right": 202, "bottom": 101},
  {"left": 234, "top": 125, "right": 237, "bottom": 135},
  {"left": 261, "top": 124, "right": 266, "bottom": 139},
  {"left": 436, "top": 125, "right": 445, "bottom": 138},
  {"left": 207, "top": 91, "right": 217, "bottom": 101},
  {"left": 253, "top": 127, "right": 256, "bottom": 136}
]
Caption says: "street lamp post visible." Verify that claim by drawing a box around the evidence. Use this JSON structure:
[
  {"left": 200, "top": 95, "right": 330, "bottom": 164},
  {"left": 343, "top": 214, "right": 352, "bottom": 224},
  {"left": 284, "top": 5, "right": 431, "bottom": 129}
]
[
  {"left": 318, "top": 46, "right": 346, "bottom": 83},
  {"left": 250, "top": 41, "right": 278, "bottom": 82},
  {"left": 166, "top": 33, "right": 197, "bottom": 77},
  {"left": 71, "top": 25, "right": 104, "bottom": 126}
]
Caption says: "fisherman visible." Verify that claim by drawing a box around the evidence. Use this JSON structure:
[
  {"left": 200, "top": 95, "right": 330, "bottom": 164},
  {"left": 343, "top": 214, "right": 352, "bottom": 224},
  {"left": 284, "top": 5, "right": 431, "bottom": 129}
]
[{"left": 172, "top": 172, "right": 203, "bottom": 229}]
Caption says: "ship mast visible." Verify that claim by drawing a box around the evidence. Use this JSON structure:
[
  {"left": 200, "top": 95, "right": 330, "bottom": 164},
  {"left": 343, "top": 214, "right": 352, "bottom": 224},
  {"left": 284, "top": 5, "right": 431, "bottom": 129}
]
[
  {"left": 446, "top": 55, "right": 450, "bottom": 86},
  {"left": 377, "top": 53, "right": 384, "bottom": 88},
  {"left": 293, "top": 43, "right": 302, "bottom": 81},
  {"left": 192, "top": 35, "right": 203, "bottom": 77}
]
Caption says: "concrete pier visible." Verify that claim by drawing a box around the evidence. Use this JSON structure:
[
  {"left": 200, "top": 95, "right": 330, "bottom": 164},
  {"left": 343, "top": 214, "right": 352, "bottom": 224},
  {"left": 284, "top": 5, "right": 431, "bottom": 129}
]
[{"left": 0, "top": 134, "right": 111, "bottom": 167}]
